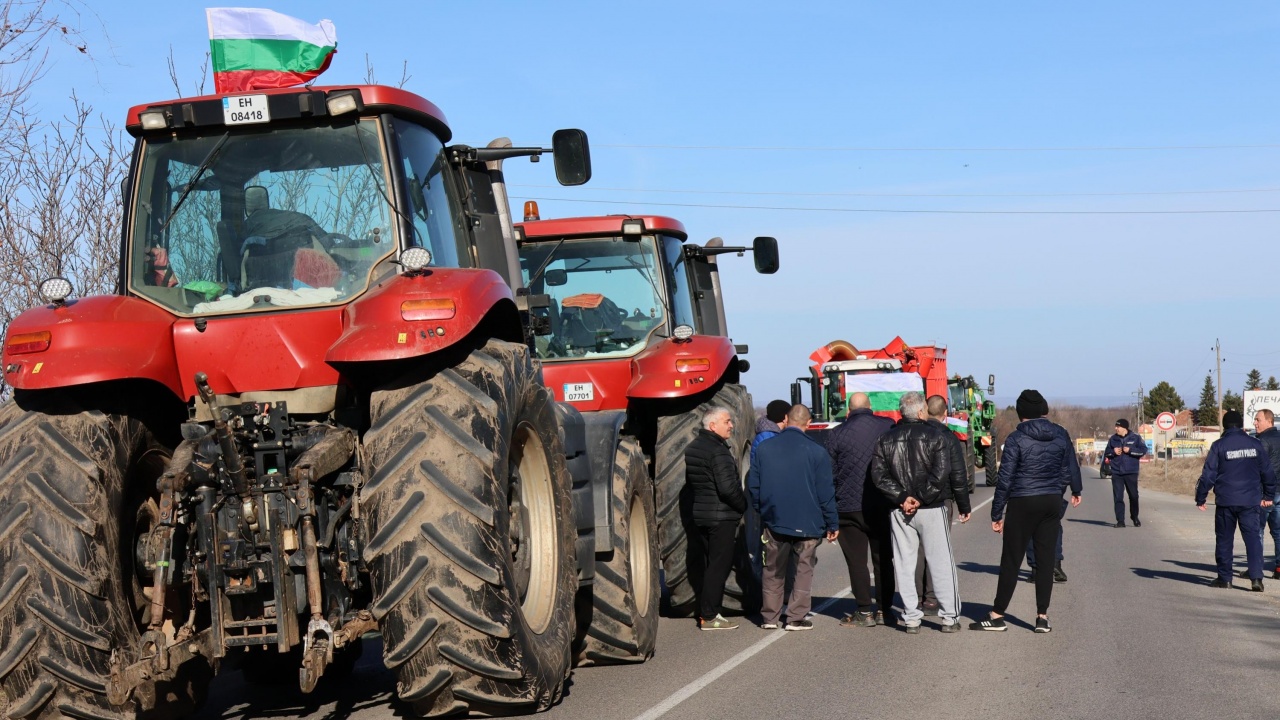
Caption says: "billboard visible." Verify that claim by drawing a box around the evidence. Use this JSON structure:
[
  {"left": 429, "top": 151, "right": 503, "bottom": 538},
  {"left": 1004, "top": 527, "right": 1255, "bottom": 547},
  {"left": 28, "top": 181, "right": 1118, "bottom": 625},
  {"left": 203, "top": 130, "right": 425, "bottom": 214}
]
[{"left": 1243, "top": 391, "right": 1280, "bottom": 431}]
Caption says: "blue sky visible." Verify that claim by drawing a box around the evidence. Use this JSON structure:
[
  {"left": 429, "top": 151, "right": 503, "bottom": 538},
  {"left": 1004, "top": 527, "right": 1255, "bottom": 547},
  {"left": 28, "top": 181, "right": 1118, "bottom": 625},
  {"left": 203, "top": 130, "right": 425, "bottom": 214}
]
[{"left": 30, "top": 1, "right": 1280, "bottom": 408}]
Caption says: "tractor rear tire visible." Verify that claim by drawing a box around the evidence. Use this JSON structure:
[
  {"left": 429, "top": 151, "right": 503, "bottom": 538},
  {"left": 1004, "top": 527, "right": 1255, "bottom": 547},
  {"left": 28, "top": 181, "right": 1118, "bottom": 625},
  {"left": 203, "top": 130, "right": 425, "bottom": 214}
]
[
  {"left": 362, "top": 339, "right": 577, "bottom": 717},
  {"left": 654, "top": 383, "right": 756, "bottom": 617},
  {"left": 575, "top": 438, "right": 659, "bottom": 666},
  {"left": 962, "top": 440, "right": 977, "bottom": 495},
  {"left": 0, "top": 393, "right": 209, "bottom": 720},
  {"left": 983, "top": 443, "right": 999, "bottom": 486}
]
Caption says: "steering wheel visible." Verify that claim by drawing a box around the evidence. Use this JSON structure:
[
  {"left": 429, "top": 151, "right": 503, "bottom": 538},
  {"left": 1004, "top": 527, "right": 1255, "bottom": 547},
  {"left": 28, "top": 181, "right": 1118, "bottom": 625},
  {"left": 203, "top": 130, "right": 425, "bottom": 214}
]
[{"left": 320, "top": 232, "right": 353, "bottom": 249}]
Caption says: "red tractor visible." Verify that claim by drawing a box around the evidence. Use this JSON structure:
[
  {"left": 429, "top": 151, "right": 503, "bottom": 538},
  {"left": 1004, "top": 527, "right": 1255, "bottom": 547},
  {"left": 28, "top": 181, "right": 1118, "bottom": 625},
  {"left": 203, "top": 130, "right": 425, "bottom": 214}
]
[
  {"left": 514, "top": 208, "right": 778, "bottom": 615},
  {"left": 0, "top": 84, "right": 648, "bottom": 719}
]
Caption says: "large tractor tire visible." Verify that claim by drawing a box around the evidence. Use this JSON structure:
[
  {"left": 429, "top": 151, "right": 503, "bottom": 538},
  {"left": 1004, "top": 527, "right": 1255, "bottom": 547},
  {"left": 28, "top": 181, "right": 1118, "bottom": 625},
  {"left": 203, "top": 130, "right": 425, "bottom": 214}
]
[
  {"left": 575, "top": 438, "right": 659, "bottom": 666},
  {"left": 983, "top": 443, "right": 999, "bottom": 486},
  {"left": 653, "top": 383, "right": 756, "bottom": 617},
  {"left": 0, "top": 394, "right": 208, "bottom": 720},
  {"left": 362, "top": 338, "right": 577, "bottom": 717},
  {"left": 962, "top": 439, "right": 977, "bottom": 495}
]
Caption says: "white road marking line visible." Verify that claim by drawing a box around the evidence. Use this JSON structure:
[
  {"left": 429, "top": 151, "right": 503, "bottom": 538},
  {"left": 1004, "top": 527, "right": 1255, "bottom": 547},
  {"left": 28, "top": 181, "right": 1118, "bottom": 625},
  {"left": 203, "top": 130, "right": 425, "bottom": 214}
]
[
  {"left": 631, "top": 586, "right": 853, "bottom": 720},
  {"left": 956, "top": 494, "right": 994, "bottom": 524}
]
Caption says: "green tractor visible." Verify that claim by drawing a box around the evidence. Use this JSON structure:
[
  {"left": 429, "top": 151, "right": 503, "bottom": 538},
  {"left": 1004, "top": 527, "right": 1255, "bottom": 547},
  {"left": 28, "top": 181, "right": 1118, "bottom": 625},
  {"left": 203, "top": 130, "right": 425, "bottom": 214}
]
[{"left": 947, "top": 374, "right": 998, "bottom": 486}]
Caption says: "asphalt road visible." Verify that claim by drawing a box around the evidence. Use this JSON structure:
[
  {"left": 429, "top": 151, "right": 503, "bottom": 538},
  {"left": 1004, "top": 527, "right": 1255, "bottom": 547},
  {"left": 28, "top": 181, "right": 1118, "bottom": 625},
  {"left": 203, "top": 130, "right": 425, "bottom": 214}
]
[{"left": 195, "top": 467, "right": 1280, "bottom": 720}]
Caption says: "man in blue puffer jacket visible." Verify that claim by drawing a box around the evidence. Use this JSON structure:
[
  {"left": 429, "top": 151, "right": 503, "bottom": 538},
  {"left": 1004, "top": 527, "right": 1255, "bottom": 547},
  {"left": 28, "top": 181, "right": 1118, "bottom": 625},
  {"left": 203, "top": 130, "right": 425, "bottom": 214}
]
[
  {"left": 971, "top": 390, "right": 1081, "bottom": 633},
  {"left": 1106, "top": 419, "right": 1146, "bottom": 528},
  {"left": 1195, "top": 410, "right": 1277, "bottom": 591}
]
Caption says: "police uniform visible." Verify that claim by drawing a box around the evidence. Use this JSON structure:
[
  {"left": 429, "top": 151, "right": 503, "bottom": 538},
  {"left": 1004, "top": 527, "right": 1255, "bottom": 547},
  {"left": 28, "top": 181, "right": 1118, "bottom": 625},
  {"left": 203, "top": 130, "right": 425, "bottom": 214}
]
[{"left": 1195, "top": 426, "right": 1278, "bottom": 583}]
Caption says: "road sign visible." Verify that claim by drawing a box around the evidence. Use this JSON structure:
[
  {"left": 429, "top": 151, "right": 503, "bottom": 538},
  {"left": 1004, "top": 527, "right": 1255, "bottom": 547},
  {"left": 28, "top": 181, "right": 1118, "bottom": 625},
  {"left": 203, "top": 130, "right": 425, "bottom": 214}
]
[{"left": 1155, "top": 412, "right": 1176, "bottom": 431}]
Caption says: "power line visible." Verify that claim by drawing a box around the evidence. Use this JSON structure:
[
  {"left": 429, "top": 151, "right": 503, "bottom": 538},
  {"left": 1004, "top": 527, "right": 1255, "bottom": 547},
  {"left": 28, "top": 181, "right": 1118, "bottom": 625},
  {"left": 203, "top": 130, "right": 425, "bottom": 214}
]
[
  {"left": 510, "top": 195, "right": 1280, "bottom": 216},
  {"left": 597, "top": 142, "right": 1280, "bottom": 153},
  {"left": 511, "top": 183, "right": 1280, "bottom": 200}
]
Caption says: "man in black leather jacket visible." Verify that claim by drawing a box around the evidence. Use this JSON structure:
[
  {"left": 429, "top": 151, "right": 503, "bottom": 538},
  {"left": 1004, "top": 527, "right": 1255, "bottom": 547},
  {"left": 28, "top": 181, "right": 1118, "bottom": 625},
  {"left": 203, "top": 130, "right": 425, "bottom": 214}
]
[
  {"left": 871, "top": 392, "right": 971, "bottom": 633},
  {"left": 685, "top": 406, "right": 747, "bottom": 630},
  {"left": 1251, "top": 409, "right": 1280, "bottom": 580}
]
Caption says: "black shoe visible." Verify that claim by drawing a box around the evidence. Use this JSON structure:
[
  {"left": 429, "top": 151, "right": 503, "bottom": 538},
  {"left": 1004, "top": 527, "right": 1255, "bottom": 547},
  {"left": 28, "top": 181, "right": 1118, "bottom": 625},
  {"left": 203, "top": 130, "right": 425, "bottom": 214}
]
[
  {"left": 840, "top": 611, "right": 876, "bottom": 628},
  {"left": 1114, "top": 522, "right": 1126, "bottom": 528},
  {"left": 1251, "top": 579, "right": 1265, "bottom": 592},
  {"left": 1053, "top": 564, "right": 1068, "bottom": 583},
  {"left": 1209, "top": 578, "right": 1231, "bottom": 588},
  {"left": 1034, "top": 617, "right": 1051, "bottom": 633},
  {"left": 1238, "top": 569, "right": 1251, "bottom": 579},
  {"left": 969, "top": 616, "right": 1007, "bottom": 631},
  {"left": 1133, "top": 518, "right": 1141, "bottom": 527},
  {"left": 1024, "top": 568, "right": 1036, "bottom": 583}
]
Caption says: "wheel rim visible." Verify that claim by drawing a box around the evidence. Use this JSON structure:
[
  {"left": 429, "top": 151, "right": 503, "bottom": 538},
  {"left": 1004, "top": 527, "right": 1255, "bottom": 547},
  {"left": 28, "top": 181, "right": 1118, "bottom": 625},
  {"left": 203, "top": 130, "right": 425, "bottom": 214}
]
[
  {"left": 628, "top": 491, "right": 653, "bottom": 618},
  {"left": 509, "top": 422, "right": 557, "bottom": 634}
]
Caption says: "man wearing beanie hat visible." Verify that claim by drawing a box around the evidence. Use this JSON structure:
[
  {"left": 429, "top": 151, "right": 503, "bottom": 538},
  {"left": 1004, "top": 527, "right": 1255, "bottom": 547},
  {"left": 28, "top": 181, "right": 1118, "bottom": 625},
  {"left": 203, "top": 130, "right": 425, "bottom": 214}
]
[
  {"left": 1195, "top": 410, "right": 1277, "bottom": 590},
  {"left": 972, "top": 389, "right": 1080, "bottom": 633},
  {"left": 751, "top": 399, "right": 792, "bottom": 463},
  {"left": 1105, "top": 418, "right": 1146, "bottom": 528}
]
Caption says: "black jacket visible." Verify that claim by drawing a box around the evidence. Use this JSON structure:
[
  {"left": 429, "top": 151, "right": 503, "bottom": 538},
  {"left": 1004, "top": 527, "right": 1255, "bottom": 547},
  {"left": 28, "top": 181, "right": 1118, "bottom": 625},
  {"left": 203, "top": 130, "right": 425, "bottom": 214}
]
[
  {"left": 992, "top": 418, "right": 1081, "bottom": 522},
  {"left": 871, "top": 418, "right": 971, "bottom": 515},
  {"left": 826, "top": 409, "right": 894, "bottom": 513},
  {"left": 685, "top": 428, "right": 746, "bottom": 525},
  {"left": 927, "top": 418, "right": 971, "bottom": 501},
  {"left": 1256, "top": 427, "right": 1280, "bottom": 485}
]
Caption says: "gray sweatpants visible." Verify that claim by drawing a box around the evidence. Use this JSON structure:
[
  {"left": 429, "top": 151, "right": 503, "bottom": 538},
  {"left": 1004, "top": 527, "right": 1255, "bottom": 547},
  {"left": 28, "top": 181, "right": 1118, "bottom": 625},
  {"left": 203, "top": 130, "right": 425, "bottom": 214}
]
[{"left": 890, "top": 506, "right": 961, "bottom": 625}]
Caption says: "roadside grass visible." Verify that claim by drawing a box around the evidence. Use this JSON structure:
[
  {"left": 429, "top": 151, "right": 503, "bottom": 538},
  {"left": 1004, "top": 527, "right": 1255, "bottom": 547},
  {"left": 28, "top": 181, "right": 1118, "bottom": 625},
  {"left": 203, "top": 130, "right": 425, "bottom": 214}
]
[{"left": 1138, "top": 458, "right": 1202, "bottom": 498}]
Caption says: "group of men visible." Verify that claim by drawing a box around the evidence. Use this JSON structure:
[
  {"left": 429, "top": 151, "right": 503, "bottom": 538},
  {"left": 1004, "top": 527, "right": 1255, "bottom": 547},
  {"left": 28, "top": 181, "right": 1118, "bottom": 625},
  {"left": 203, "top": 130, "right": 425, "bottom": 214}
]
[{"left": 686, "top": 391, "right": 980, "bottom": 632}]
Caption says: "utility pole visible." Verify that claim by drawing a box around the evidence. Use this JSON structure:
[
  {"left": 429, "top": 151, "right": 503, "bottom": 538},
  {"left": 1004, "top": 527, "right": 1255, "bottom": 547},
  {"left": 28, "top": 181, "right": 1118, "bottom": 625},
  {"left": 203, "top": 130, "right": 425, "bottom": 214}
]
[
  {"left": 1214, "top": 338, "right": 1223, "bottom": 426},
  {"left": 1136, "top": 383, "right": 1144, "bottom": 426}
]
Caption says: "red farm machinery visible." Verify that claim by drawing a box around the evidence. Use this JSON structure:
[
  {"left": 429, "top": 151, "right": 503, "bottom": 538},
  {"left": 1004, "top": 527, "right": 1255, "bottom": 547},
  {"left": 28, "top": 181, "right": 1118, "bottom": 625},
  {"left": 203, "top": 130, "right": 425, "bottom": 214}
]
[{"left": 514, "top": 208, "right": 779, "bottom": 616}]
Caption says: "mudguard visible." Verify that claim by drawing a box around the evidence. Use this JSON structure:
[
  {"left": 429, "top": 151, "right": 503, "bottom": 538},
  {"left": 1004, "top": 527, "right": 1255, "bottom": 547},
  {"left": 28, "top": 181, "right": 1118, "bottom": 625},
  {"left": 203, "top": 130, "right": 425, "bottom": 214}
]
[
  {"left": 1, "top": 296, "right": 184, "bottom": 398},
  {"left": 626, "top": 335, "right": 738, "bottom": 400},
  {"left": 326, "top": 268, "right": 518, "bottom": 363},
  {"left": 580, "top": 410, "right": 628, "bottom": 554},
  {"left": 554, "top": 401, "right": 596, "bottom": 582}
]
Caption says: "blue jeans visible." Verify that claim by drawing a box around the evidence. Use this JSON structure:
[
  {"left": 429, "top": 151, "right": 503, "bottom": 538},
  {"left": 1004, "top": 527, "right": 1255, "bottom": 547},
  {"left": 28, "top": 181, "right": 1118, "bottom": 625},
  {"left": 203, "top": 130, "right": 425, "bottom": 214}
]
[
  {"left": 1217, "top": 505, "right": 1263, "bottom": 581},
  {"left": 1259, "top": 496, "right": 1280, "bottom": 567},
  {"left": 1026, "top": 497, "right": 1068, "bottom": 568}
]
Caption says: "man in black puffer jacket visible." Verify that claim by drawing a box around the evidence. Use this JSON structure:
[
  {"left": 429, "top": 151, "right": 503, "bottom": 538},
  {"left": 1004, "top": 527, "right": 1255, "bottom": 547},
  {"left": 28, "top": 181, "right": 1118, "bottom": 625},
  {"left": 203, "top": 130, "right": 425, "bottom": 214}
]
[
  {"left": 871, "top": 392, "right": 971, "bottom": 633},
  {"left": 826, "top": 393, "right": 895, "bottom": 626},
  {"left": 971, "top": 390, "right": 1081, "bottom": 634},
  {"left": 685, "top": 406, "right": 747, "bottom": 630}
]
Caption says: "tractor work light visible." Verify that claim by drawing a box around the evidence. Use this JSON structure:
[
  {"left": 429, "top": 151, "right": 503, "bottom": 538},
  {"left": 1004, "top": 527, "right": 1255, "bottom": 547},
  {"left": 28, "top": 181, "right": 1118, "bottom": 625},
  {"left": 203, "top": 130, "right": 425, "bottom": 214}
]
[
  {"left": 672, "top": 324, "right": 695, "bottom": 342},
  {"left": 139, "top": 111, "right": 168, "bottom": 130},
  {"left": 399, "top": 247, "right": 433, "bottom": 272},
  {"left": 325, "top": 91, "right": 362, "bottom": 117},
  {"left": 38, "top": 277, "right": 73, "bottom": 304},
  {"left": 621, "top": 218, "right": 645, "bottom": 236},
  {"left": 6, "top": 331, "right": 51, "bottom": 355},
  {"left": 401, "top": 298, "right": 456, "bottom": 321},
  {"left": 676, "top": 358, "right": 711, "bottom": 373}
]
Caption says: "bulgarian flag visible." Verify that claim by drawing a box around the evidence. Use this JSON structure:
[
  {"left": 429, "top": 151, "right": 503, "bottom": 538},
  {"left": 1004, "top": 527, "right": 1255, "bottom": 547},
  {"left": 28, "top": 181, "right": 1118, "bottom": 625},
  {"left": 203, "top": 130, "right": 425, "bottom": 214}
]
[
  {"left": 844, "top": 373, "right": 924, "bottom": 419},
  {"left": 207, "top": 8, "right": 337, "bottom": 94}
]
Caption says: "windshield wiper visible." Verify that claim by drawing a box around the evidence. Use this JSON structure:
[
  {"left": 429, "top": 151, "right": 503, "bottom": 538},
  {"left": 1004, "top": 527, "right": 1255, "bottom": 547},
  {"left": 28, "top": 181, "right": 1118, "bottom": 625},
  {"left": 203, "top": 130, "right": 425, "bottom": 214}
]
[
  {"left": 526, "top": 237, "right": 567, "bottom": 288},
  {"left": 625, "top": 255, "right": 672, "bottom": 334},
  {"left": 159, "top": 132, "right": 230, "bottom": 234}
]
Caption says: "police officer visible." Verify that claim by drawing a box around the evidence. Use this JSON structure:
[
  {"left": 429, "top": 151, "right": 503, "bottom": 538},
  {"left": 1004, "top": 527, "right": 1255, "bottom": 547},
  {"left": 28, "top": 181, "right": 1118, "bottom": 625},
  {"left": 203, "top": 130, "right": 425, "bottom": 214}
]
[
  {"left": 1105, "top": 419, "right": 1146, "bottom": 528},
  {"left": 1195, "top": 410, "right": 1277, "bottom": 591}
]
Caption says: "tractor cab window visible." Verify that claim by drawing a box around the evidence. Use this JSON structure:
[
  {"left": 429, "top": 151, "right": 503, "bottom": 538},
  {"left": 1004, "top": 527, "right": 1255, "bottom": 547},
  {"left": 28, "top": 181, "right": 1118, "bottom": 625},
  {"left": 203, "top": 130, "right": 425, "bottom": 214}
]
[
  {"left": 948, "top": 383, "right": 968, "bottom": 413},
  {"left": 128, "top": 119, "right": 413, "bottom": 315},
  {"left": 519, "top": 235, "right": 668, "bottom": 360},
  {"left": 661, "top": 235, "right": 698, "bottom": 331}
]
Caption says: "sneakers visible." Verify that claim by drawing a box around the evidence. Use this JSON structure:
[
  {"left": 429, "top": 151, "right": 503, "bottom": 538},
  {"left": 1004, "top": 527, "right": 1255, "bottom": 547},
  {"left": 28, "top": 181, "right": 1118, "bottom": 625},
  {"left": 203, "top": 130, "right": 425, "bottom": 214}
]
[
  {"left": 700, "top": 614, "right": 739, "bottom": 630},
  {"left": 1251, "top": 579, "right": 1265, "bottom": 592},
  {"left": 969, "top": 616, "right": 1008, "bottom": 631},
  {"left": 759, "top": 622, "right": 780, "bottom": 630},
  {"left": 1034, "top": 616, "right": 1052, "bottom": 633},
  {"left": 903, "top": 623, "right": 920, "bottom": 634},
  {"left": 840, "top": 611, "right": 876, "bottom": 628},
  {"left": 784, "top": 620, "right": 813, "bottom": 631},
  {"left": 939, "top": 621, "right": 960, "bottom": 633},
  {"left": 1209, "top": 578, "right": 1231, "bottom": 589},
  {"left": 1052, "top": 564, "right": 1068, "bottom": 583},
  {"left": 1132, "top": 518, "right": 1141, "bottom": 527}
]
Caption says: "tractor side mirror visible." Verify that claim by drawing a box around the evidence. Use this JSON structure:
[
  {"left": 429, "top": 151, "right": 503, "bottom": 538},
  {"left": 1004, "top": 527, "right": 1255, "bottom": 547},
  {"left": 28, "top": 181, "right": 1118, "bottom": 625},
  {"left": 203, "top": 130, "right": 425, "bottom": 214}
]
[
  {"left": 552, "top": 129, "right": 591, "bottom": 186},
  {"left": 753, "top": 236, "right": 779, "bottom": 274},
  {"left": 545, "top": 268, "right": 568, "bottom": 286},
  {"left": 988, "top": 373, "right": 996, "bottom": 394}
]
